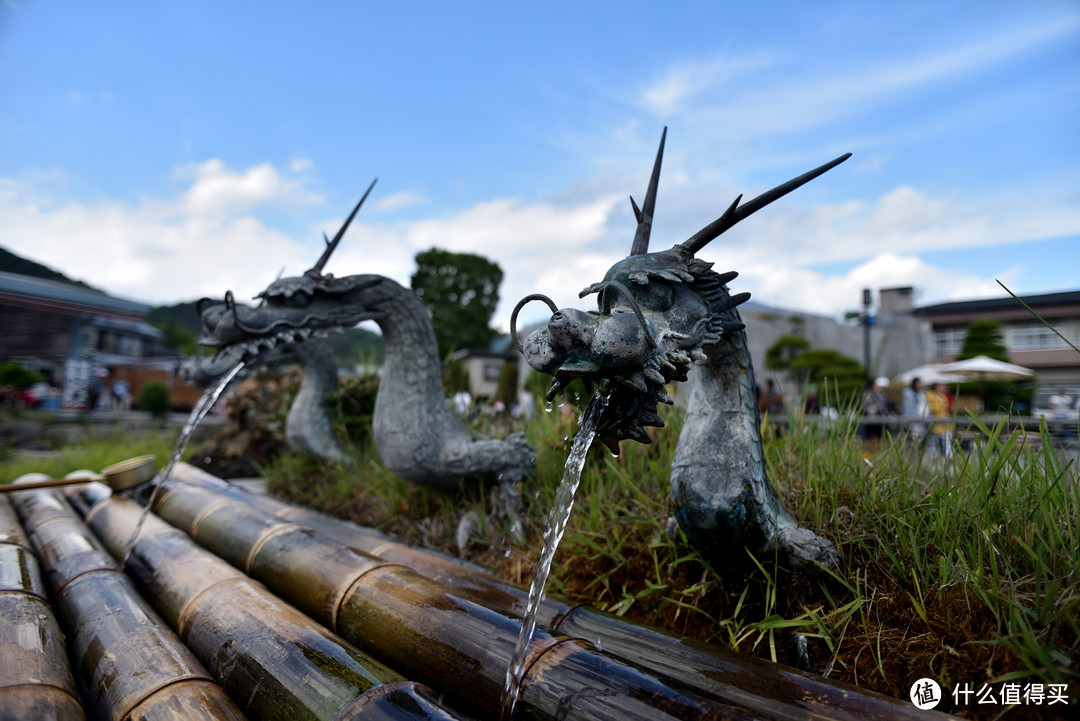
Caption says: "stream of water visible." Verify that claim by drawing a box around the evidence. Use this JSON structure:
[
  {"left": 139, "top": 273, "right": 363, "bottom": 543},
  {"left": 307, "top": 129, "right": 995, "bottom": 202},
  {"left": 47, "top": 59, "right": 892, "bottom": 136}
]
[
  {"left": 500, "top": 392, "right": 608, "bottom": 720},
  {"left": 118, "top": 361, "right": 246, "bottom": 567}
]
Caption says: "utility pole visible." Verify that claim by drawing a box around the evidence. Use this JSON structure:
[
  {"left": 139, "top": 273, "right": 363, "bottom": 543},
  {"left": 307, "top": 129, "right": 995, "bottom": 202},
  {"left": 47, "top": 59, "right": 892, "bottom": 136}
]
[{"left": 862, "top": 288, "right": 873, "bottom": 383}]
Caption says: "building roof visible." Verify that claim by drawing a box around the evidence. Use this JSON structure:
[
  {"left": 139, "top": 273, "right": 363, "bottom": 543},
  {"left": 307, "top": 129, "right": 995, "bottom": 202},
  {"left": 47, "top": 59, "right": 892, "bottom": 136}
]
[
  {"left": 0, "top": 270, "right": 150, "bottom": 316},
  {"left": 915, "top": 290, "right": 1080, "bottom": 317}
]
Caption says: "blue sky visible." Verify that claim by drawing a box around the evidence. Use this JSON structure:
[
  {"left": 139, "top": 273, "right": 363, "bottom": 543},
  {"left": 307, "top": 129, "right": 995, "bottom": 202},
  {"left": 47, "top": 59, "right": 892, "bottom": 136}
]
[{"left": 1, "top": 1, "right": 1077, "bottom": 331}]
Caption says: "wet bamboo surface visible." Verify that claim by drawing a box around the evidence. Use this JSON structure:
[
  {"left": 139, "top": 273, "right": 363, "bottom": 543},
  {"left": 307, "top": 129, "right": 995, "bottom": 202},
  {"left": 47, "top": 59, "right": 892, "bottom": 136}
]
[
  {"left": 6, "top": 477, "right": 247, "bottom": 721},
  {"left": 116, "top": 478, "right": 744, "bottom": 721},
  {"left": 69, "top": 486, "right": 466, "bottom": 721},
  {"left": 168, "top": 463, "right": 935, "bottom": 721},
  {"left": 0, "top": 494, "right": 86, "bottom": 721},
  {"left": 1, "top": 459, "right": 958, "bottom": 721}
]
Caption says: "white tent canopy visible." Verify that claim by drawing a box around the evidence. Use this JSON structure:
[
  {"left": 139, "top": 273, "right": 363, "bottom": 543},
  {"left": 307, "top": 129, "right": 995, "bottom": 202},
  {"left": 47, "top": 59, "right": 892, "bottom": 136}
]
[
  {"left": 938, "top": 355, "right": 1035, "bottom": 382},
  {"left": 895, "top": 364, "right": 965, "bottom": 386}
]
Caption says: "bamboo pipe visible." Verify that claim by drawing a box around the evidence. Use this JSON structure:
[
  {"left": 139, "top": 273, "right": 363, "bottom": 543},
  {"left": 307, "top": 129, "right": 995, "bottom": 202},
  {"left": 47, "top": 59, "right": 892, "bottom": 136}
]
[
  {"left": 0, "top": 455, "right": 156, "bottom": 494},
  {"left": 0, "top": 494, "right": 86, "bottom": 721},
  {"left": 167, "top": 464, "right": 942, "bottom": 721},
  {"left": 71, "top": 486, "right": 467, "bottom": 721},
  {"left": 142, "top": 477, "right": 760, "bottom": 721},
  {"left": 7, "top": 477, "right": 247, "bottom": 721},
  {"left": 168, "top": 463, "right": 564, "bottom": 623}
]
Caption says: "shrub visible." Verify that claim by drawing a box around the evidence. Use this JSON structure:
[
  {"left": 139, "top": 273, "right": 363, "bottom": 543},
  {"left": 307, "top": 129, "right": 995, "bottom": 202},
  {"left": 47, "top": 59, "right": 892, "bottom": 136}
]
[
  {"left": 136, "top": 382, "right": 171, "bottom": 418},
  {"left": 0, "top": 361, "right": 45, "bottom": 390}
]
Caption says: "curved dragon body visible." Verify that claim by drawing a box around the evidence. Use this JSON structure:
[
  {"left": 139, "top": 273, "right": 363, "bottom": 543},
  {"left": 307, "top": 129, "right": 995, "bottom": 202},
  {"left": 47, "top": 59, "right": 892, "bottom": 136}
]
[
  {"left": 194, "top": 183, "right": 533, "bottom": 504},
  {"left": 517, "top": 130, "right": 843, "bottom": 572}
]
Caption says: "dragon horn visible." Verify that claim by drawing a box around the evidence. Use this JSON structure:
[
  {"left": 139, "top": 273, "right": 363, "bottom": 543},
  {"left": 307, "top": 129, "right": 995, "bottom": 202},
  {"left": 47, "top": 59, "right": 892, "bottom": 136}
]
[
  {"left": 629, "top": 127, "right": 667, "bottom": 256},
  {"left": 681, "top": 153, "right": 851, "bottom": 255},
  {"left": 308, "top": 177, "right": 378, "bottom": 275}
]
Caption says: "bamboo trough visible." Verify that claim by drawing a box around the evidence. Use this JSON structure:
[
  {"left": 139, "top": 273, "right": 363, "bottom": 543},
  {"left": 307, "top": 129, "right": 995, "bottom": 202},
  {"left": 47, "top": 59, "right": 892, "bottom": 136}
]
[
  {"left": 0, "top": 494, "right": 84, "bottom": 721},
  {"left": 0, "top": 462, "right": 953, "bottom": 721},
  {"left": 5, "top": 474, "right": 245, "bottom": 721},
  {"left": 165, "top": 464, "right": 936, "bottom": 721}
]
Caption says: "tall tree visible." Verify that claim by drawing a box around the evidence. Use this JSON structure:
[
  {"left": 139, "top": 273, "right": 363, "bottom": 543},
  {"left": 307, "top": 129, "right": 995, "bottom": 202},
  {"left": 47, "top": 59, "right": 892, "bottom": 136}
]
[
  {"left": 411, "top": 248, "right": 503, "bottom": 356},
  {"left": 788, "top": 348, "right": 865, "bottom": 406},
  {"left": 958, "top": 319, "right": 1009, "bottom": 361},
  {"left": 958, "top": 319, "right": 1015, "bottom": 411},
  {"left": 765, "top": 333, "right": 811, "bottom": 377}
]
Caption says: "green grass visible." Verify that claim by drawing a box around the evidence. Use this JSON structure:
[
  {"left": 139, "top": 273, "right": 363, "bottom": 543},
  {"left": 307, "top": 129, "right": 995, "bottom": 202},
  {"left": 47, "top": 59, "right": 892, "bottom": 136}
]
[
  {"left": 267, "top": 399, "right": 1078, "bottom": 709},
  {"left": 0, "top": 432, "right": 179, "bottom": 484}
]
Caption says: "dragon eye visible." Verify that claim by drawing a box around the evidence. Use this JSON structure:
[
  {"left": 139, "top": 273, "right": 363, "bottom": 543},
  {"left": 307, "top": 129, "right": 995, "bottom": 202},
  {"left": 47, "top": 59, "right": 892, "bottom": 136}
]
[{"left": 284, "top": 293, "right": 311, "bottom": 309}]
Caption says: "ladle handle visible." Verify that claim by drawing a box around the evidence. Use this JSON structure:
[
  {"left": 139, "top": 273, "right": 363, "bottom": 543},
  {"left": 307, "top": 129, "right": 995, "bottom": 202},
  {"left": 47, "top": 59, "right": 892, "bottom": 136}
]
[{"left": 0, "top": 477, "right": 98, "bottom": 494}]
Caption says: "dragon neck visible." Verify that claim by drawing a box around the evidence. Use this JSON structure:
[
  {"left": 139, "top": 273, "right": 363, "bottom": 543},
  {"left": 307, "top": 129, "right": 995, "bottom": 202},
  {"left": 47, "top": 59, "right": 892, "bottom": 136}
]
[{"left": 351, "top": 276, "right": 446, "bottom": 402}]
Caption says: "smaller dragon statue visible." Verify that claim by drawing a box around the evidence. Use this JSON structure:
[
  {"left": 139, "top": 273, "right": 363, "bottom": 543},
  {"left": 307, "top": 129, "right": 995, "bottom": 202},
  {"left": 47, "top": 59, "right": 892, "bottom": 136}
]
[
  {"left": 191, "top": 180, "right": 534, "bottom": 533},
  {"left": 514, "top": 130, "right": 845, "bottom": 572}
]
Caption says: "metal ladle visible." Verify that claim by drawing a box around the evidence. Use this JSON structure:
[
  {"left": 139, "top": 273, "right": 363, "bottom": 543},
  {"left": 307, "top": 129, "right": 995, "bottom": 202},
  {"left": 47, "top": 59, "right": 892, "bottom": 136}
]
[{"left": 0, "top": 455, "right": 157, "bottom": 494}]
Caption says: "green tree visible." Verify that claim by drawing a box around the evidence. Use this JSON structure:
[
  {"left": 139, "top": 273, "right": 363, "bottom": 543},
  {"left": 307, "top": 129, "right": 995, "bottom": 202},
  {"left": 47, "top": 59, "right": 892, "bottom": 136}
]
[
  {"left": 443, "top": 359, "right": 470, "bottom": 395},
  {"left": 958, "top": 319, "right": 1009, "bottom": 361},
  {"left": 958, "top": 319, "right": 1017, "bottom": 412},
  {"left": 411, "top": 248, "right": 503, "bottom": 356},
  {"left": 156, "top": 321, "right": 199, "bottom": 355},
  {"left": 788, "top": 348, "right": 865, "bottom": 406},
  {"left": 765, "top": 334, "right": 811, "bottom": 375},
  {"left": 495, "top": 362, "right": 518, "bottom": 407}
]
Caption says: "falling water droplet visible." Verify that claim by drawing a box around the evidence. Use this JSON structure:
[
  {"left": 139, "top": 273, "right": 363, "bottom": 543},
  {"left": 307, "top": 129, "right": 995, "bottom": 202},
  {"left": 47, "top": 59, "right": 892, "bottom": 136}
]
[
  {"left": 545, "top": 402, "right": 553, "bottom": 413},
  {"left": 501, "top": 393, "right": 607, "bottom": 721},
  {"left": 119, "top": 362, "right": 245, "bottom": 567}
]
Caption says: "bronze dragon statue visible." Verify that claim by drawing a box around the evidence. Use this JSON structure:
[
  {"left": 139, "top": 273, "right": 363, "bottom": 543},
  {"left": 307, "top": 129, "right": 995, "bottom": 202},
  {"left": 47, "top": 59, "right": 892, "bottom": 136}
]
[
  {"left": 513, "top": 130, "right": 845, "bottom": 572},
  {"left": 191, "top": 180, "right": 534, "bottom": 529}
]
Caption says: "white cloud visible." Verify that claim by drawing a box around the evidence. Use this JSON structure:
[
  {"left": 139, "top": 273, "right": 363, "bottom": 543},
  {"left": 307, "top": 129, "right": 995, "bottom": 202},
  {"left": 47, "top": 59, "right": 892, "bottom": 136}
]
[
  {"left": 640, "top": 54, "right": 774, "bottom": 116},
  {"left": 0, "top": 162, "right": 322, "bottom": 304},
  {"left": 374, "top": 191, "right": 426, "bottom": 212},
  {"left": 1, "top": 152, "right": 1075, "bottom": 337},
  {"left": 176, "top": 159, "right": 322, "bottom": 216},
  {"left": 739, "top": 253, "right": 1007, "bottom": 318},
  {"left": 638, "top": 15, "right": 1080, "bottom": 148}
]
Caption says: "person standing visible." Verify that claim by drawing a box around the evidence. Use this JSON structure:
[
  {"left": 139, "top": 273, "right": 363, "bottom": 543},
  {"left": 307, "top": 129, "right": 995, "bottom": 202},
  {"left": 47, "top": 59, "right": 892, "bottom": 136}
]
[
  {"left": 901, "top": 377, "right": 928, "bottom": 443},
  {"left": 926, "top": 382, "right": 953, "bottom": 458},
  {"left": 860, "top": 377, "right": 888, "bottom": 441},
  {"left": 1048, "top": 388, "right": 1074, "bottom": 442},
  {"left": 112, "top": 376, "right": 130, "bottom": 411}
]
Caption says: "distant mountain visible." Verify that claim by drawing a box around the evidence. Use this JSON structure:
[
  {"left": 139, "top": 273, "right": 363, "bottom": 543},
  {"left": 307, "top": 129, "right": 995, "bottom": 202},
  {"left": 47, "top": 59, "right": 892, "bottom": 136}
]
[{"left": 0, "top": 245, "right": 99, "bottom": 290}]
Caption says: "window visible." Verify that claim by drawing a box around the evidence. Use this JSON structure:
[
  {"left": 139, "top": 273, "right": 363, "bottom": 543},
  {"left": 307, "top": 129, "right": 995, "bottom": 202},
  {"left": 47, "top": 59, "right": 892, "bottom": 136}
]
[
  {"left": 483, "top": 362, "right": 503, "bottom": 381},
  {"left": 1007, "top": 324, "right": 1073, "bottom": 351},
  {"left": 933, "top": 328, "right": 966, "bottom": 356}
]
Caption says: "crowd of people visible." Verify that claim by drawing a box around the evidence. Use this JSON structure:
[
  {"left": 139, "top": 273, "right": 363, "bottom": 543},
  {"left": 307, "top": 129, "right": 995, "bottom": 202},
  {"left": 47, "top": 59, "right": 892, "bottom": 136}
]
[
  {"left": 754, "top": 374, "right": 960, "bottom": 456},
  {"left": 756, "top": 373, "right": 1080, "bottom": 456},
  {"left": 899, "top": 377, "right": 955, "bottom": 457}
]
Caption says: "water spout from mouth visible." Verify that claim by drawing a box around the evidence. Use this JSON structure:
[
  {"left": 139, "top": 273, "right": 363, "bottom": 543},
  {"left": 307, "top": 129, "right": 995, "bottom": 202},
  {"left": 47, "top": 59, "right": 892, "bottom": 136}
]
[
  {"left": 500, "top": 391, "right": 609, "bottom": 720},
  {"left": 118, "top": 361, "right": 246, "bottom": 567}
]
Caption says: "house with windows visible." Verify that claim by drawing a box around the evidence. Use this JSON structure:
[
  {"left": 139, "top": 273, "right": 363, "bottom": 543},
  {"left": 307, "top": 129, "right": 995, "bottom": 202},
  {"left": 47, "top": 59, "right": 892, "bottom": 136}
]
[
  {"left": 0, "top": 270, "right": 198, "bottom": 409},
  {"left": 914, "top": 290, "right": 1080, "bottom": 386}
]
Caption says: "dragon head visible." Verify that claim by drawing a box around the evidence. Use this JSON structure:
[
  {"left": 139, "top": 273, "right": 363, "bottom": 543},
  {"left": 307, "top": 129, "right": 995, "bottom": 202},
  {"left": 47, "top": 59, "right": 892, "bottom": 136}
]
[
  {"left": 196, "top": 180, "right": 382, "bottom": 362},
  {"left": 515, "top": 129, "right": 849, "bottom": 453}
]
